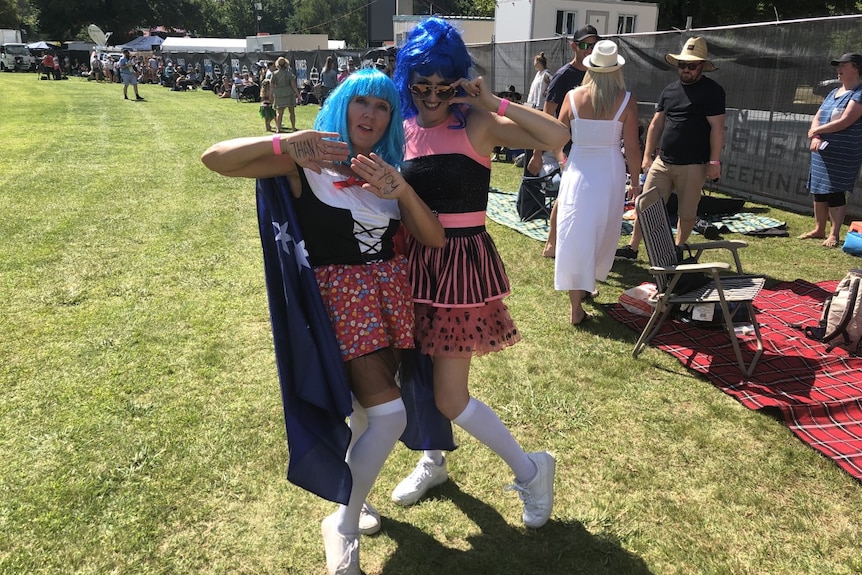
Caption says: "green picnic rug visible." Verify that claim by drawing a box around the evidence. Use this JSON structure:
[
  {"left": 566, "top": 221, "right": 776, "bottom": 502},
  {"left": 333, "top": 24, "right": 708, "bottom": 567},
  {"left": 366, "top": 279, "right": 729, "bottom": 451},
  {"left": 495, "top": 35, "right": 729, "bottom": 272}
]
[{"left": 485, "top": 188, "right": 785, "bottom": 243}]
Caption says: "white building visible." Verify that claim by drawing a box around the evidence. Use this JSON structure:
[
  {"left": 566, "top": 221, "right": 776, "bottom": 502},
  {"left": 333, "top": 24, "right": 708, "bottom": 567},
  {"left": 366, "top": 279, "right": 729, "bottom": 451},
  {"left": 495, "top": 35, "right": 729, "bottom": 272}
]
[
  {"left": 393, "top": 15, "right": 495, "bottom": 46},
  {"left": 495, "top": 0, "right": 659, "bottom": 42},
  {"left": 160, "top": 37, "right": 247, "bottom": 53},
  {"left": 246, "top": 33, "right": 330, "bottom": 53},
  {"left": 160, "top": 35, "right": 332, "bottom": 54}
]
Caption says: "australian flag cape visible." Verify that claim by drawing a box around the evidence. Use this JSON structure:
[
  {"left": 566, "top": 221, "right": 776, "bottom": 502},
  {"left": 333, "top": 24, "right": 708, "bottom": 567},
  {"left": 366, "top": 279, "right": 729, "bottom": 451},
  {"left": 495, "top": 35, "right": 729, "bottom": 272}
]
[{"left": 255, "top": 176, "right": 455, "bottom": 505}]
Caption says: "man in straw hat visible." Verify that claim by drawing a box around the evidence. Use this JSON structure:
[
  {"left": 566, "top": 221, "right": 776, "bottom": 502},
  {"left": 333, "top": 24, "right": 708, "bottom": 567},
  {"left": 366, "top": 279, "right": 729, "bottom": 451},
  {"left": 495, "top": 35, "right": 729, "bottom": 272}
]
[
  {"left": 528, "top": 24, "right": 600, "bottom": 257},
  {"left": 616, "top": 37, "right": 725, "bottom": 260}
]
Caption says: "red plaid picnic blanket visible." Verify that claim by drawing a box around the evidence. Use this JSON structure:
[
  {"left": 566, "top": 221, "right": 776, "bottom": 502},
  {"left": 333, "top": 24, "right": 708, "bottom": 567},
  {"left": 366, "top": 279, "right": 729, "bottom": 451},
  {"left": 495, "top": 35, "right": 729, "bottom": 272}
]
[{"left": 608, "top": 279, "right": 862, "bottom": 482}]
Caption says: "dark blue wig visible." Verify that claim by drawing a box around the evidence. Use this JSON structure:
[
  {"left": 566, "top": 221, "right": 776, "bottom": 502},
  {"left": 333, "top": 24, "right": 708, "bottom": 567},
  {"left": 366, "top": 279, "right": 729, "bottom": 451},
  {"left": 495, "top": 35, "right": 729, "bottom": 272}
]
[{"left": 393, "top": 17, "right": 473, "bottom": 122}]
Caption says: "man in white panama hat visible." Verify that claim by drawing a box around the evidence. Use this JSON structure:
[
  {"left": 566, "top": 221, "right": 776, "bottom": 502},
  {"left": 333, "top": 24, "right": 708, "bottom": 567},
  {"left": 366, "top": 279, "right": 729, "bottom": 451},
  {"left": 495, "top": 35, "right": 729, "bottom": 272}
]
[{"left": 616, "top": 37, "right": 725, "bottom": 260}]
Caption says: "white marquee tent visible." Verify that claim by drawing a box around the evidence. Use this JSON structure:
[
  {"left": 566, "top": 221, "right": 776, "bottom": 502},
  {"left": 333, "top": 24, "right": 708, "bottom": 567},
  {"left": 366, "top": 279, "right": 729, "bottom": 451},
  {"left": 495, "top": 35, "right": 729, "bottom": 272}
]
[{"left": 160, "top": 37, "right": 246, "bottom": 53}]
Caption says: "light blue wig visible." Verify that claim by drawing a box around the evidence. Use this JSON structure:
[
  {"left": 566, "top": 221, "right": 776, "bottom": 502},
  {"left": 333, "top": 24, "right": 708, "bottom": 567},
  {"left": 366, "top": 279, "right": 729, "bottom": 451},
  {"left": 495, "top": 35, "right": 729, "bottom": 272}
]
[
  {"left": 393, "top": 17, "right": 473, "bottom": 123},
  {"left": 313, "top": 68, "right": 405, "bottom": 167}
]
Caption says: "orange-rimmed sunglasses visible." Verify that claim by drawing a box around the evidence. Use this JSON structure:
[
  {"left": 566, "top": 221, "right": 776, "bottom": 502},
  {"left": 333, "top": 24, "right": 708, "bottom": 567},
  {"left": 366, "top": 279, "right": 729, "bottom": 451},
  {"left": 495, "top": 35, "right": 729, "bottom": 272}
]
[{"left": 409, "top": 83, "right": 457, "bottom": 101}]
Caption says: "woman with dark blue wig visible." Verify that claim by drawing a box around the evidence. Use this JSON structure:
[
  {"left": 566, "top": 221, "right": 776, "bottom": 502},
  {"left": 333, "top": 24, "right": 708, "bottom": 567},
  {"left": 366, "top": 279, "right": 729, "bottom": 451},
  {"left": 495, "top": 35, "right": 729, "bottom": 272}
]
[
  {"left": 388, "top": 17, "right": 570, "bottom": 530},
  {"left": 202, "top": 68, "right": 444, "bottom": 575}
]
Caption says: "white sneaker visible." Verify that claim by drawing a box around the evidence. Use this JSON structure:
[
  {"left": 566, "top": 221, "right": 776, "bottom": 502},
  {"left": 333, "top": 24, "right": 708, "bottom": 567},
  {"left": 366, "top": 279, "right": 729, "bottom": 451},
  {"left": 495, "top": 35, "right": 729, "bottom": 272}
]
[
  {"left": 391, "top": 456, "right": 449, "bottom": 506},
  {"left": 321, "top": 513, "right": 360, "bottom": 575},
  {"left": 506, "top": 451, "right": 555, "bottom": 528},
  {"left": 358, "top": 500, "right": 380, "bottom": 536}
]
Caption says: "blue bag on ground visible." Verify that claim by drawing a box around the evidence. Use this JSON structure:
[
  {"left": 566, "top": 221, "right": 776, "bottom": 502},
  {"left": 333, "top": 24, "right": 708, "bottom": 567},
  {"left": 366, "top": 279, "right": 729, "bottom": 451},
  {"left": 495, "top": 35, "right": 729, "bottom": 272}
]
[{"left": 842, "top": 231, "right": 862, "bottom": 257}]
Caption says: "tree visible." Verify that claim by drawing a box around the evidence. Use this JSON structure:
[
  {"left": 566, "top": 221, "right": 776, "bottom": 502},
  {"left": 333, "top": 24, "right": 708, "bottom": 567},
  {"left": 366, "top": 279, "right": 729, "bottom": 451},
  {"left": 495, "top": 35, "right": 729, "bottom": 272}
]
[
  {"left": 656, "top": 0, "right": 862, "bottom": 30},
  {"left": 30, "top": 0, "right": 206, "bottom": 43},
  {"left": 17, "top": 0, "right": 862, "bottom": 46},
  {"left": 290, "top": 0, "right": 365, "bottom": 48},
  {"left": 0, "top": 0, "right": 33, "bottom": 30}
]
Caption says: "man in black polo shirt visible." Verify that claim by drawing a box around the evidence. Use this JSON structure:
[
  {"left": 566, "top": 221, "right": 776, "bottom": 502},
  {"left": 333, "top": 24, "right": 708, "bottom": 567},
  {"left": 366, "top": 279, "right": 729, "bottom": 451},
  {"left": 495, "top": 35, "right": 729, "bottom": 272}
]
[
  {"left": 528, "top": 25, "right": 599, "bottom": 257},
  {"left": 616, "top": 37, "right": 725, "bottom": 260}
]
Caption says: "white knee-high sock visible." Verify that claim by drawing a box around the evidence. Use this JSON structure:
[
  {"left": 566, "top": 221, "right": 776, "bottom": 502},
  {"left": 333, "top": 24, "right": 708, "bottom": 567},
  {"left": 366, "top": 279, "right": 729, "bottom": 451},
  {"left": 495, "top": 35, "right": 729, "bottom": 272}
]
[
  {"left": 336, "top": 398, "right": 407, "bottom": 535},
  {"left": 452, "top": 397, "right": 536, "bottom": 483},
  {"left": 348, "top": 398, "right": 368, "bottom": 453},
  {"left": 422, "top": 450, "right": 445, "bottom": 465}
]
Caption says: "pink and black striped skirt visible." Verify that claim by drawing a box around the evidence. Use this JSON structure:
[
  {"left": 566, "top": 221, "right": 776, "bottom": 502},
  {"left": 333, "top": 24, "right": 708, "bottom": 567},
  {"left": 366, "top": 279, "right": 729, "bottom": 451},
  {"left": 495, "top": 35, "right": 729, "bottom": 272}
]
[{"left": 406, "top": 211, "right": 520, "bottom": 357}]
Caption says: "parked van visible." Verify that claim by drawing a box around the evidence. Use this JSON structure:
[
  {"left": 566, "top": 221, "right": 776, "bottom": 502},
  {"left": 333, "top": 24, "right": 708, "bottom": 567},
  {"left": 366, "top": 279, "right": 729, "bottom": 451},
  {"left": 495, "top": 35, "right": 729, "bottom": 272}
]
[{"left": 1, "top": 42, "right": 36, "bottom": 72}]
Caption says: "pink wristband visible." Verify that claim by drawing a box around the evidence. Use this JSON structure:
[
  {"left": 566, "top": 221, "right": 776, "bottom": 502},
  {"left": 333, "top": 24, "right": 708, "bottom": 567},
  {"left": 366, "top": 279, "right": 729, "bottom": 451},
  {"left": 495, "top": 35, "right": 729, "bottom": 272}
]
[
  {"left": 497, "top": 98, "right": 510, "bottom": 117},
  {"left": 272, "top": 134, "right": 282, "bottom": 155}
]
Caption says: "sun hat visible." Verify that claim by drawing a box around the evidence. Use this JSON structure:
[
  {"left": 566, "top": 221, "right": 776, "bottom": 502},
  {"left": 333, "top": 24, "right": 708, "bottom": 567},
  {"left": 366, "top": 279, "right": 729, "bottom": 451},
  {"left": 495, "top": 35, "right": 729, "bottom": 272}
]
[
  {"left": 573, "top": 25, "right": 599, "bottom": 42},
  {"left": 583, "top": 40, "right": 624, "bottom": 73},
  {"left": 831, "top": 53, "right": 862, "bottom": 67},
  {"left": 665, "top": 37, "right": 717, "bottom": 72}
]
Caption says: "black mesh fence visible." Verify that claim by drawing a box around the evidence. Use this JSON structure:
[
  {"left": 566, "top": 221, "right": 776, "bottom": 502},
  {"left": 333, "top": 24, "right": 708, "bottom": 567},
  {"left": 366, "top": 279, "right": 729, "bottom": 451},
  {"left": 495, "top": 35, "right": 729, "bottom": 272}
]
[
  {"left": 470, "top": 15, "right": 862, "bottom": 217},
  {"left": 160, "top": 50, "right": 365, "bottom": 87},
  {"left": 162, "top": 15, "right": 862, "bottom": 217}
]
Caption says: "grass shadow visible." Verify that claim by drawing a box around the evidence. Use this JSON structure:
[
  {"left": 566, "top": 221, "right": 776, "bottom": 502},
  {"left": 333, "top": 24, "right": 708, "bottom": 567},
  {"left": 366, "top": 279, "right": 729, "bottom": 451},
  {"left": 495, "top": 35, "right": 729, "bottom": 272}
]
[{"left": 378, "top": 483, "right": 654, "bottom": 575}]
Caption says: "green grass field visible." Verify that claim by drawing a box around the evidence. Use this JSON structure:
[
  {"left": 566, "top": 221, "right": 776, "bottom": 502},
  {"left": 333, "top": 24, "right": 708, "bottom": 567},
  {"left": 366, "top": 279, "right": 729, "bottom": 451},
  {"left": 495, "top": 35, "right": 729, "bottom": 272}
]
[{"left": 0, "top": 73, "right": 860, "bottom": 575}]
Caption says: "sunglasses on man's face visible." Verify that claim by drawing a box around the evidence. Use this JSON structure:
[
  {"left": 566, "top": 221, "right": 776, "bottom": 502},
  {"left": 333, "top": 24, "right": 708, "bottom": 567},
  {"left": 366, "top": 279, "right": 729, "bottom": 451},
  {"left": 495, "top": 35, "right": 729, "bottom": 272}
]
[
  {"left": 577, "top": 41, "right": 597, "bottom": 51},
  {"left": 677, "top": 62, "right": 701, "bottom": 71},
  {"left": 409, "top": 83, "right": 457, "bottom": 101}
]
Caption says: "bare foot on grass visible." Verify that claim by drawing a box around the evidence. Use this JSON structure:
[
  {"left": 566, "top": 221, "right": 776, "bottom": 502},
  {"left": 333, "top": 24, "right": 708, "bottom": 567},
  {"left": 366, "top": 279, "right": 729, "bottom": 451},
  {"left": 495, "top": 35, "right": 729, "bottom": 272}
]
[{"left": 797, "top": 230, "right": 825, "bottom": 240}]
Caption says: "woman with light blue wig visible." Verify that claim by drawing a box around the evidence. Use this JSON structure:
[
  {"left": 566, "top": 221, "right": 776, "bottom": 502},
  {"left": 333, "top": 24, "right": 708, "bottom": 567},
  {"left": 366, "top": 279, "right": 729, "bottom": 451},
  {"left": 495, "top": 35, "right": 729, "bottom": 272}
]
[
  {"left": 380, "top": 16, "right": 571, "bottom": 532},
  {"left": 316, "top": 67, "right": 405, "bottom": 166},
  {"left": 202, "top": 68, "right": 444, "bottom": 575}
]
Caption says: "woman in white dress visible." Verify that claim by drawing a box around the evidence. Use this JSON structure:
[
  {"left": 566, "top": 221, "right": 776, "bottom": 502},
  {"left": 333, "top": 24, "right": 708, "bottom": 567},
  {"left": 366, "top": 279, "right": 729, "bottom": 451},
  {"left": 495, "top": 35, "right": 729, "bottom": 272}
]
[
  {"left": 554, "top": 40, "right": 642, "bottom": 325},
  {"left": 526, "top": 52, "right": 552, "bottom": 110}
]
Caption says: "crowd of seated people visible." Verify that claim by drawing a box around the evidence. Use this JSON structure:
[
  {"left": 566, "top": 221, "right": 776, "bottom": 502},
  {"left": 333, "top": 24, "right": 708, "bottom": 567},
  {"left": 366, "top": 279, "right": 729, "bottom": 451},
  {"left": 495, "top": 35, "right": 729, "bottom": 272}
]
[
  {"left": 172, "top": 66, "right": 201, "bottom": 91},
  {"left": 72, "top": 52, "right": 234, "bottom": 95},
  {"left": 72, "top": 50, "right": 270, "bottom": 102},
  {"left": 199, "top": 70, "right": 260, "bottom": 101},
  {"left": 69, "top": 51, "right": 328, "bottom": 110}
]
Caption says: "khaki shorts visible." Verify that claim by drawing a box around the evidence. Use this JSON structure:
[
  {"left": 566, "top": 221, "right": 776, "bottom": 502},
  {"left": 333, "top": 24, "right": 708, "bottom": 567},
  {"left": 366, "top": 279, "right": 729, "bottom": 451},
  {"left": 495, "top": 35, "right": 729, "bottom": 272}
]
[{"left": 644, "top": 157, "right": 706, "bottom": 220}]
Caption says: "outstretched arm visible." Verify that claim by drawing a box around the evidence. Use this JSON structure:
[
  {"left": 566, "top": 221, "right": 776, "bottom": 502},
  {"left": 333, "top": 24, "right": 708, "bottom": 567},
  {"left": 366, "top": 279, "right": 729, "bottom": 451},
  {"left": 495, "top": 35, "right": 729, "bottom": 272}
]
[
  {"left": 453, "top": 76, "right": 569, "bottom": 156},
  {"left": 201, "top": 131, "right": 349, "bottom": 179}
]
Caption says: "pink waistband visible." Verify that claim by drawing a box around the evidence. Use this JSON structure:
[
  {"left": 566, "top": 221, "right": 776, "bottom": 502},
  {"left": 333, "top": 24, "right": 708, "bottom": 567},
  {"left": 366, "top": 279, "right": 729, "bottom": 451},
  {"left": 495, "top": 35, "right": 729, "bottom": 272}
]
[{"left": 437, "top": 211, "right": 486, "bottom": 228}]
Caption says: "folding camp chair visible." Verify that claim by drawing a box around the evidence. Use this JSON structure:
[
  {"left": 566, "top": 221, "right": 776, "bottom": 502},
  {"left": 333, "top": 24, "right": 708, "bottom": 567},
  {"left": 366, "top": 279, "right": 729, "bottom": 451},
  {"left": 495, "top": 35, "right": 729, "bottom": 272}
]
[
  {"left": 631, "top": 189, "right": 766, "bottom": 376},
  {"left": 516, "top": 168, "right": 560, "bottom": 222}
]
